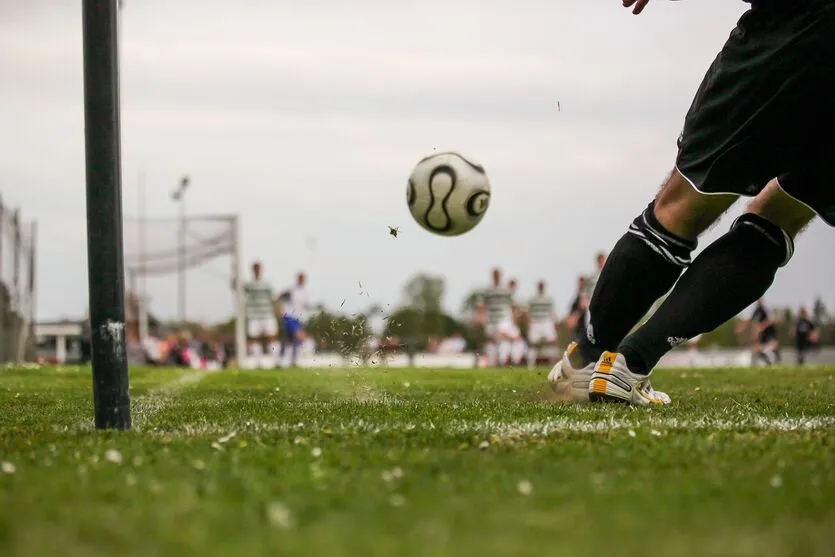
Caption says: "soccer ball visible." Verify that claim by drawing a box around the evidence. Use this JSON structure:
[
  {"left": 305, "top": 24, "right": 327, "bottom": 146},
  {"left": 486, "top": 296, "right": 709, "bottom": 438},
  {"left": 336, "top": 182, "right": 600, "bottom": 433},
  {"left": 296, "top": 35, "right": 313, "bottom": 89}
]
[{"left": 406, "top": 151, "right": 491, "bottom": 236}]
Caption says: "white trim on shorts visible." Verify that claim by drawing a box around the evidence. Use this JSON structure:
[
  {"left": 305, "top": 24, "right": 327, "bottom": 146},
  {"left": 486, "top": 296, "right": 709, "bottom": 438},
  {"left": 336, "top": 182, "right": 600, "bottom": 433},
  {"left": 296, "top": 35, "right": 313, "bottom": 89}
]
[
  {"left": 674, "top": 164, "right": 741, "bottom": 198},
  {"left": 773, "top": 176, "right": 821, "bottom": 220},
  {"left": 677, "top": 165, "right": 824, "bottom": 225}
]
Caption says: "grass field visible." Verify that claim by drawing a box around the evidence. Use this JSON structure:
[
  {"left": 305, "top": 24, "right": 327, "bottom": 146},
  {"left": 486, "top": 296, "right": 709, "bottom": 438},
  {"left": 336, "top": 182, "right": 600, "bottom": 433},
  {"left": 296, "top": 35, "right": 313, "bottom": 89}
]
[{"left": 1, "top": 364, "right": 834, "bottom": 557}]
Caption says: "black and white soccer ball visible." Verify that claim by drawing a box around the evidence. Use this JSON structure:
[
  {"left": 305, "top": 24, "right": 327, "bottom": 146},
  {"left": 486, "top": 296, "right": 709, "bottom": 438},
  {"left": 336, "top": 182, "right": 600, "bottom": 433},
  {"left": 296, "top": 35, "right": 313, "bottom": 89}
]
[{"left": 406, "top": 151, "right": 491, "bottom": 236}]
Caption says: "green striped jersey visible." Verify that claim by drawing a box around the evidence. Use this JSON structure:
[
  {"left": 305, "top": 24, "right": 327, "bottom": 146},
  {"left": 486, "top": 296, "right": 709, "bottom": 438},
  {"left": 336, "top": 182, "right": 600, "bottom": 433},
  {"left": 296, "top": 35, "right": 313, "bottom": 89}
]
[
  {"left": 244, "top": 280, "right": 274, "bottom": 319},
  {"left": 481, "top": 286, "right": 513, "bottom": 325},
  {"left": 528, "top": 295, "right": 555, "bottom": 323}
]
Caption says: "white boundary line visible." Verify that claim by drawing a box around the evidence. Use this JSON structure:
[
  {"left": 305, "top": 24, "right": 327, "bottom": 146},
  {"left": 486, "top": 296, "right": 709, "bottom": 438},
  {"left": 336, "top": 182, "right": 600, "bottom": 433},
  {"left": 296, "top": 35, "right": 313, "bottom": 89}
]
[
  {"left": 145, "top": 415, "right": 835, "bottom": 438},
  {"left": 131, "top": 369, "right": 219, "bottom": 431}
]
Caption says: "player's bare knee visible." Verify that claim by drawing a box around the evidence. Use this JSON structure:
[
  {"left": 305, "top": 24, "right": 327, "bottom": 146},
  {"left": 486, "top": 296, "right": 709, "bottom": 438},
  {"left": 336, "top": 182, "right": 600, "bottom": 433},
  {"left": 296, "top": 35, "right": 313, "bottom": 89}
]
[
  {"left": 747, "top": 179, "right": 816, "bottom": 238},
  {"left": 653, "top": 169, "right": 737, "bottom": 240},
  {"left": 624, "top": 168, "right": 729, "bottom": 269}
]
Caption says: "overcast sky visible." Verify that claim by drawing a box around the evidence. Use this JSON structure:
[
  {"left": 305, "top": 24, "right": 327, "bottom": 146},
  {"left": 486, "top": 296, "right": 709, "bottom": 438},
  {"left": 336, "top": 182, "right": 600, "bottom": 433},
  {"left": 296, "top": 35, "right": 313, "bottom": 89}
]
[{"left": 1, "top": 0, "right": 833, "bottom": 325}]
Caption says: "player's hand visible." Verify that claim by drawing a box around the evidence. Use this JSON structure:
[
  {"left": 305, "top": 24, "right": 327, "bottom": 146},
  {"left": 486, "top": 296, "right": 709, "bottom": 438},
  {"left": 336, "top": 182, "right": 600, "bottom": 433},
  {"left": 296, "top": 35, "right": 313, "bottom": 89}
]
[{"left": 622, "top": 0, "right": 650, "bottom": 14}]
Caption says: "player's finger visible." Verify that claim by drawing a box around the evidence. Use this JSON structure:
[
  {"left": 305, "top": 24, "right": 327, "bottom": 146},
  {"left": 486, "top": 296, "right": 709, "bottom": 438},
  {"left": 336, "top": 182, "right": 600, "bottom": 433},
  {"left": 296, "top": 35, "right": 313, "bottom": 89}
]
[{"left": 631, "top": 0, "right": 650, "bottom": 14}]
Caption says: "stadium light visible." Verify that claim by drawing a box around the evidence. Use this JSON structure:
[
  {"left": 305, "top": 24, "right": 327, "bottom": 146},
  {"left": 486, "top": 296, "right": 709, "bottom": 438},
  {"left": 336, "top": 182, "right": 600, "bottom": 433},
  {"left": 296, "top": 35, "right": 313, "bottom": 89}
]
[
  {"left": 171, "top": 175, "right": 190, "bottom": 325},
  {"left": 82, "top": 0, "right": 131, "bottom": 430}
]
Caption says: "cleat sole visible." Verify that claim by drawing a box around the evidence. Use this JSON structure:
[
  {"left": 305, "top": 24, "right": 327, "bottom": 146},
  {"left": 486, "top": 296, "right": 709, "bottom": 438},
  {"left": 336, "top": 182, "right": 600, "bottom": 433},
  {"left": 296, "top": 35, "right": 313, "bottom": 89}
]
[{"left": 588, "top": 392, "right": 630, "bottom": 404}]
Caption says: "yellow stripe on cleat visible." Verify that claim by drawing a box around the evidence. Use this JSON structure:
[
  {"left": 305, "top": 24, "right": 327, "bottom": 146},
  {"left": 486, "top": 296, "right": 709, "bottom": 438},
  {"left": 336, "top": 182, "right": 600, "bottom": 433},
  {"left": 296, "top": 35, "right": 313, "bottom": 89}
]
[
  {"left": 591, "top": 378, "right": 608, "bottom": 394},
  {"left": 565, "top": 342, "right": 577, "bottom": 357}
]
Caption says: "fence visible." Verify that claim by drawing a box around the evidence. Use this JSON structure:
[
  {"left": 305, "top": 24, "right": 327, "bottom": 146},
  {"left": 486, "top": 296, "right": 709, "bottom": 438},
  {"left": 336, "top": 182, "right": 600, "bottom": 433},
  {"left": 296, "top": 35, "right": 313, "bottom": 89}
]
[{"left": 0, "top": 195, "right": 37, "bottom": 363}]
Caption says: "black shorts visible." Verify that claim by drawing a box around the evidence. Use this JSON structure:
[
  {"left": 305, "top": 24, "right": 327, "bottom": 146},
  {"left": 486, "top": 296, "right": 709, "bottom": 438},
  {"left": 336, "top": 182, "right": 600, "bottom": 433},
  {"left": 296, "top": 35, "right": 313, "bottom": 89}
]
[
  {"left": 676, "top": 0, "right": 835, "bottom": 226},
  {"left": 758, "top": 327, "right": 778, "bottom": 344}
]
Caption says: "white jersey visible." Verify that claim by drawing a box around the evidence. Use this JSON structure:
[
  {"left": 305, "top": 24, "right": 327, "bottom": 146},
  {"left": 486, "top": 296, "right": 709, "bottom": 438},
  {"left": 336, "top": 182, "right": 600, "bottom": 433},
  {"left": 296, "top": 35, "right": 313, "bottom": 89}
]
[
  {"left": 482, "top": 286, "right": 513, "bottom": 326},
  {"left": 282, "top": 285, "right": 309, "bottom": 321},
  {"left": 528, "top": 295, "right": 555, "bottom": 324},
  {"left": 243, "top": 279, "right": 274, "bottom": 319}
]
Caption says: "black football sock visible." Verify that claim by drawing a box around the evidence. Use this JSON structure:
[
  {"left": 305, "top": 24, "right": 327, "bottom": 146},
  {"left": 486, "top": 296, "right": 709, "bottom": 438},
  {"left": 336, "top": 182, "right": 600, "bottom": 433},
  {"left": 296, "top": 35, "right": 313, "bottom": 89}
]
[
  {"left": 576, "top": 201, "right": 696, "bottom": 365},
  {"left": 619, "top": 213, "right": 794, "bottom": 374}
]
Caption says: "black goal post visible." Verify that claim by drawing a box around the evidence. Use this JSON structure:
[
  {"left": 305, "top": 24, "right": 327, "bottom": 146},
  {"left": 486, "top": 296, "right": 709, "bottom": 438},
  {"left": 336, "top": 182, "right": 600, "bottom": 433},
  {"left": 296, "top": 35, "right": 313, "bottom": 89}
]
[{"left": 82, "top": 0, "right": 131, "bottom": 430}]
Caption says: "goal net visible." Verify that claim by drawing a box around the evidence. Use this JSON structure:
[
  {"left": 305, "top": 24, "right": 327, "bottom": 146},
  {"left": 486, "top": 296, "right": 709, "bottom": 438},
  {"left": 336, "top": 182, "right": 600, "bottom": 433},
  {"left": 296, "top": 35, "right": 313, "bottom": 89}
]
[{"left": 121, "top": 214, "right": 245, "bottom": 362}]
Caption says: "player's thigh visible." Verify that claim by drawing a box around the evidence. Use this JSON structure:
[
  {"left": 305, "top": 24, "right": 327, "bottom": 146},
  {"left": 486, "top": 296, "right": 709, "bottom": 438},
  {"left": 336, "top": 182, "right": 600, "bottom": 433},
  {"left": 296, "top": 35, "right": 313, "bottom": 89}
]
[{"left": 747, "top": 179, "right": 818, "bottom": 238}]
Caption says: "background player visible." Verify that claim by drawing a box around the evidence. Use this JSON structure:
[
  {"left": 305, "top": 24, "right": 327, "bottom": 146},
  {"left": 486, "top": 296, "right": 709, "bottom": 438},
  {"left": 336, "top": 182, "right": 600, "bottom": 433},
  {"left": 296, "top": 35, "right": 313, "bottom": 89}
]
[
  {"left": 474, "top": 268, "right": 515, "bottom": 366},
  {"left": 507, "top": 278, "right": 527, "bottom": 366},
  {"left": 278, "top": 271, "right": 312, "bottom": 368},
  {"left": 792, "top": 307, "right": 819, "bottom": 366},
  {"left": 738, "top": 299, "right": 781, "bottom": 366},
  {"left": 243, "top": 261, "right": 280, "bottom": 368},
  {"left": 584, "top": 251, "right": 607, "bottom": 298},
  {"left": 564, "top": 276, "right": 590, "bottom": 341},
  {"left": 526, "top": 280, "right": 558, "bottom": 368}
]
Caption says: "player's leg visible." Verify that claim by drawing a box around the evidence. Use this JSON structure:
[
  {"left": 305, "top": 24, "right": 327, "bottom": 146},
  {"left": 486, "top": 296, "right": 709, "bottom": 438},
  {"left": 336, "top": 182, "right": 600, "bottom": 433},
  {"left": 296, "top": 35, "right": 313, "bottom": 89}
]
[
  {"left": 545, "top": 325, "right": 559, "bottom": 367},
  {"left": 758, "top": 339, "right": 774, "bottom": 366},
  {"left": 768, "top": 337, "right": 782, "bottom": 365},
  {"left": 483, "top": 324, "right": 497, "bottom": 367},
  {"left": 596, "top": 181, "right": 816, "bottom": 403},
  {"left": 291, "top": 325, "right": 307, "bottom": 367},
  {"left": 484, "top": 340, "right": 497, "bottom": 367},
  {"left": 497, "top": 323, "right": 513, "bottom": 367},
  {"left": 282, "top": 316, "right": 302, "bottom": 367},
  {"left": 752, "top": 340, "right": 771, "bottom": 367},
  {"left": 572, "top": 169, "right": 737, "bottom": 370},
  {"left": 796, "top": 342, "right": 806, "bottom": 366},
  {"left": 265, "top": 318, "right": 281, "bottom": 368},
  {"left": 526, "top": 324, "right": 543, "bottom": 368},
  {"left": 526, "top": 338, "right": 539, "bottom": 369},
  {"left": 533, "top": 324, "right": 557, "bottom": 368},
  {"left": 510, "top": 340, "right": 524, "bottom": 366},
  {"left": 246, "top": 319, "right": 264, "bottom": 368}
]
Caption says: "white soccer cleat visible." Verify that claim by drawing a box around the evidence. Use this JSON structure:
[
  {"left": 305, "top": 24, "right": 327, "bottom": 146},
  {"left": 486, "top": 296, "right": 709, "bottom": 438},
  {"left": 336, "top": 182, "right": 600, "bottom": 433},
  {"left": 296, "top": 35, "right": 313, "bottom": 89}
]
[
  {"left": 547, "top": 342, "right": 595, "bottom": 402},
  {"left": 588, "top": 351, "right": 671, "bottom": 406}
]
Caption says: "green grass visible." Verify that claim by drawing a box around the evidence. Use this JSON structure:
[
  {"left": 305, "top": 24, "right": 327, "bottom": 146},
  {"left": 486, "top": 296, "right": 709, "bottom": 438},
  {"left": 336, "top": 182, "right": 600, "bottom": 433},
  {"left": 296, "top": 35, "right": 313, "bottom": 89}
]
[{"left": 1, "top": 364, "right": 834, "bottom": 557}]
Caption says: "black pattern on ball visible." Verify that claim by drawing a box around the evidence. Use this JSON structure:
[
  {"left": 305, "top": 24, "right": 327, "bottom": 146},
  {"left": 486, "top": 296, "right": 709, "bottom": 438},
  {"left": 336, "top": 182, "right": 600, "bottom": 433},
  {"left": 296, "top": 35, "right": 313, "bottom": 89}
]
[
  {"left": 416, "top": 151, "right": 486, "bottom": 175},
  {"left": 466, "top": 191, "right": 490, "bottom": 217},
  {"left": 407, "top": 179, "right": 417, "bottom": 207},
  {"left": 422, "top": 165, "right": 457, "bottom": 233}
]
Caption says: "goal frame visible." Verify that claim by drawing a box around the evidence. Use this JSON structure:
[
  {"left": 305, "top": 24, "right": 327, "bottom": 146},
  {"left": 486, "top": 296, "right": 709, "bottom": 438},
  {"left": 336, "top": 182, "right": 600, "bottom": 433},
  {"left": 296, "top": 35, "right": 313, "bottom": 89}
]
[{"left": 124, "top": 213, "right": 246, "bottom": 367}]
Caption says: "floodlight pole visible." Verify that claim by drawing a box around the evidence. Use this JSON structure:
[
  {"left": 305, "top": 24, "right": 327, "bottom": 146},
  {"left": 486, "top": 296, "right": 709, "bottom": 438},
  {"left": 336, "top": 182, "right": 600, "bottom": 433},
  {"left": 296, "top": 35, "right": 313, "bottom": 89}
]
[
  {"left": 138, "top": 170, "right": 149, "bottom": 343},
  {"left": 172, "top": 176, "right": 189, "bottom": 325},
  {"left": 82, "top": 0, "right": 131, "bottom": 430}
]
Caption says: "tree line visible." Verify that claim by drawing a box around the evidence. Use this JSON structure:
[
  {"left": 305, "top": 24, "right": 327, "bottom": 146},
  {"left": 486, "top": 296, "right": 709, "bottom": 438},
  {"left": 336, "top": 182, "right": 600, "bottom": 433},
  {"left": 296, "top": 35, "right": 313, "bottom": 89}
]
[{"left": 211, "top": 273, "right": 833, "bottom": 353}]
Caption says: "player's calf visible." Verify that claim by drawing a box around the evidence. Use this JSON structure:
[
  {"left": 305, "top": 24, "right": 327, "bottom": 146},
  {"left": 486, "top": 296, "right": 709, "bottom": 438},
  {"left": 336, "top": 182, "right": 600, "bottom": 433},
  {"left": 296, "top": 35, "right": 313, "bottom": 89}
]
[
  {"left": 575, "top": 170, "right": 735, "bottom": 369},
  {"left": 618, "top": 209, "right": 801, "bottom": 376}
]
